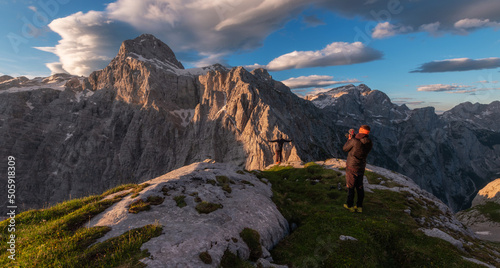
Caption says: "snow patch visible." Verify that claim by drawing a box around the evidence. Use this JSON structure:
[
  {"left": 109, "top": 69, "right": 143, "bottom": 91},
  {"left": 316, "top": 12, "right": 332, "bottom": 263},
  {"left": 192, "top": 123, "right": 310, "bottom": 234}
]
[
  {"left": 339, "top": 235, "right": 358, "bottom": 241},
  {"left": 128, "top": 52, "right": 225, "bottom": 77},
  {"left": 26, "top": 101, "right": 34, "bottom": 110},
  {"left": 65, "top": 133, "right": 73, "bottom": 141},
  {"left": 0, "top": 80, "right": 66, "bottom": 94},
  {"left": 170, "top": 109, "right": 195, "bottom": 127}
]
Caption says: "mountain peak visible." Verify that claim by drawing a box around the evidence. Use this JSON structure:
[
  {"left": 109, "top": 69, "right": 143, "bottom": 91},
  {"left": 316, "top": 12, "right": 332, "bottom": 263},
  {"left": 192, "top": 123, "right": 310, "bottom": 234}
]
[{"left": 118, "top": 34, "right": 184, "bottom": 69}]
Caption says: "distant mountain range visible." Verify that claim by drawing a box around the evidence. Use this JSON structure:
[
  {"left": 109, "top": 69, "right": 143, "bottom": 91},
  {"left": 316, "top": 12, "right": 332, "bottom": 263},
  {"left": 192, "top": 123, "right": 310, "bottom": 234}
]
[{"left": 0, "top": 34, "right": 498, "bottom": 212}]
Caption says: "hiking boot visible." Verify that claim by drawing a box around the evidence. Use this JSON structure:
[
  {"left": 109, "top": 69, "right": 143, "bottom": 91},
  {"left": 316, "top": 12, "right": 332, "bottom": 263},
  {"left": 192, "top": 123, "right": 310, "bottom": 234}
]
[
  {"left": 355, "top": 206, "right": 362, "bottom": 213},
  {"left": 343, "top": 204, "right": 355, "bottom": 213}
]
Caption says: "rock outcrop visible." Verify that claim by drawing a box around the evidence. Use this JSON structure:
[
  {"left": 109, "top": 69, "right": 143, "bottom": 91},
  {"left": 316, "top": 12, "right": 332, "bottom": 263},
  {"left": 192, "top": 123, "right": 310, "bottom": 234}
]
[
  {"left": 471, "top": 178, "right": 500, "bottom": 206},
  {"left": 90, "top": 161, "right": 289, "bottom": 267},
  {"left": 456, "top": 178, "right": 500, "bottom": 242}
]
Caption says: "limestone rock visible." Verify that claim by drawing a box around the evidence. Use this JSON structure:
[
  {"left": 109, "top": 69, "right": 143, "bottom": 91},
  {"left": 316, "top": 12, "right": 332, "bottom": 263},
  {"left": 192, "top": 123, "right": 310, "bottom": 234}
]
[{"left": 89, "top": 162, "right": 289, "bottom": 267}]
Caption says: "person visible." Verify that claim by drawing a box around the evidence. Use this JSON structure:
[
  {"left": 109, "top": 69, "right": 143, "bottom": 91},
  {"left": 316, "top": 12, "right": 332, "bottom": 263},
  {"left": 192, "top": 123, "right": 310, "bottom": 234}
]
[
  {"left": 342, "top": 125, "right": 373, "bottom": 213},
  {"left": 268, "top": 134, "right": 292, "bottom": 164}
]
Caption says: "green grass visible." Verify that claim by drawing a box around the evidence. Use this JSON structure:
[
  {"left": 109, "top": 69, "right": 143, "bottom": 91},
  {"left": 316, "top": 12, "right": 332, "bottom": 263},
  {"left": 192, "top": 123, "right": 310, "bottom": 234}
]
[
  {"left": 220, "top": 249, "right": 254, "bottom": 268},
  {"left": 216, "top": 175, "right": 232, "bottom": 193},
  {"left": 260, "top": 165, "right": 500, "bottom": 268},
  {"left": 173, "top": 195, "right": 187, "bottom": 208},
  {"left": 240, "top": 228, "right": 262, "bottom": 261},
  {"left": 128, "top": 199, "right": 151, "bottom": 214},
  {"left": 0, "top": 183, "right": 162, "bottom": 267},
  {"left": 365, "top": 170, "right": 402, "bottom": 188},
  {"left": 476, "top": 202, "right": 500, "bottom": 223}
]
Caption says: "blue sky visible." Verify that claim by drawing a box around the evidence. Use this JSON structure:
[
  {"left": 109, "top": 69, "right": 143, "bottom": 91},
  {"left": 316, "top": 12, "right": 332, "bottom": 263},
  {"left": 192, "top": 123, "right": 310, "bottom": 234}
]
[{"left": 1, "top": 0, "right": 500, "bottom": 112}]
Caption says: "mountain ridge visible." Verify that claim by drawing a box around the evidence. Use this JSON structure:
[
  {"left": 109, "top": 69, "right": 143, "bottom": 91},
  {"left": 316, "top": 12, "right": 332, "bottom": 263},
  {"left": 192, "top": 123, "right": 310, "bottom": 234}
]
[{"left": 0, "top": 34, "right": 499, "bottom": 213}]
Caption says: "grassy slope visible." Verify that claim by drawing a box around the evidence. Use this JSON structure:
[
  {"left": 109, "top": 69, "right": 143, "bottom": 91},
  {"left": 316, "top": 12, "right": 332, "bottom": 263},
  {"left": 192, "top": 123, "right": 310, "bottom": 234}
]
[
  {"left": 259, "top": 163, "right": 500, "bottom": 268},
  {"left": 1, "top": 164, "right": 498, "bottom": 267},
  {"left": 0, "top": 184, "right": 162, "bottom": 268}
]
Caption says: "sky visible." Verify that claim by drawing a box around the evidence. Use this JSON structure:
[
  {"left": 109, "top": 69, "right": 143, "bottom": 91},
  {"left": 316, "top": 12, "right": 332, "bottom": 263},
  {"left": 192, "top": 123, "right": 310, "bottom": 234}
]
[{"left": 1, "top": 0, "right": 500, "bottom": 113}]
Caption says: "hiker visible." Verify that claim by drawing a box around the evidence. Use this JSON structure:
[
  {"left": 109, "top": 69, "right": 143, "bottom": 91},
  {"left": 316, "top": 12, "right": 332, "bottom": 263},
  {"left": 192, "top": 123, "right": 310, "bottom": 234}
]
[
  {"left": 343, "top": 125, "right": 373, "bottom": 213},
  {"left": 268, "top": 134, "right": 292, "bottom": 164}
]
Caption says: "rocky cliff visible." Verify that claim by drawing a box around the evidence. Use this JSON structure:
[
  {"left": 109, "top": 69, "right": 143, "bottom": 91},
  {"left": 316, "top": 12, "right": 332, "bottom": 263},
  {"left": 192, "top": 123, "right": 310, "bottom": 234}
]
[{"left": 307, "top": 85, "right": 500, "bottom": 211}]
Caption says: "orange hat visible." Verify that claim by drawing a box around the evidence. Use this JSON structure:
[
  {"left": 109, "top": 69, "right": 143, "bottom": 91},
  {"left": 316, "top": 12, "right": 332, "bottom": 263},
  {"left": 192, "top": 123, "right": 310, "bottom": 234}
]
[{"left": 359, "top": 127, "right": 370, "bottom": 135}]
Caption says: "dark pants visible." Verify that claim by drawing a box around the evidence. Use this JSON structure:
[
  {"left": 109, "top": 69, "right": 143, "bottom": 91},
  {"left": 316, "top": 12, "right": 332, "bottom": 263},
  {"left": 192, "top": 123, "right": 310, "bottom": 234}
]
[
  {"left": 346, "top": 168, "right": 364, "bottom": 208},
  {"left": 275, "top": 150, "right": 283, "bottom": 163}
]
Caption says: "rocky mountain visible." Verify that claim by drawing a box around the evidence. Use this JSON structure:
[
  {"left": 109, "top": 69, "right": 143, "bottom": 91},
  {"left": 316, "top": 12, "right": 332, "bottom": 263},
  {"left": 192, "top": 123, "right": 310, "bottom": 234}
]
[
  {"left": 306, "top": 85, "right": 500, "bottom": 211},
  {"left": 0, "top": 34, "right": 498, "bottom": 213},
  {"left": 0, "top": 34, "right": 341, "bottom": 213}
]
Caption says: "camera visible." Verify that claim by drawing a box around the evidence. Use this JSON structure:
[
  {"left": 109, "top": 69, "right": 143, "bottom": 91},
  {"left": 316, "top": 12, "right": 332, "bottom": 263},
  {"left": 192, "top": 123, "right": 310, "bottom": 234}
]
[{"left": 345, "top": 129, "right": 355, "bottom": 138}]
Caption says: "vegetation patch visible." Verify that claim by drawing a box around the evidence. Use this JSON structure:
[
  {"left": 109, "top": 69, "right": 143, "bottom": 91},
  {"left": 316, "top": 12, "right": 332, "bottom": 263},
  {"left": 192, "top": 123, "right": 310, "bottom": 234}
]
[
  {"left": 173, "top": 195, "right": 187, "bottom": 208},
  {"left": 365, "top": 170, "right": 402, "bottom": 188},
  {"left": 128, "top": 199, "right": 151, "bottom": 214},
  {"left": 206, "top": 179, "right": 216, "bottom": 186},
  {"left": 100, "top": 183, "right": 137, "bottom": 198},
  {"left": 199, "top": 251, "right": 213, "bottom": 264},
  {"left": 261, "top": 165, "right": 500, "bottom": 267},
  {"left": 146, "top": 195, "right": 165, "bottom": 206},
  {"left": 216, "top": 175, "right": 233, "bottom": 193},
  {"left": 195, "top": 201, "right": 223, "bottom": 214},
  {"left": 241, "top": 180, "right": 255, "bottom": 187},
  {"left": 476, "top": 202, "right": 500, "bottom": 223},
  {"left": 0, "top": 184, "right": 161, "bottom": 267},
  {"left": 220, "top": 249, "right": 254, "bottom": 268},
  {"left": 240, "top": 228, "right": 263, "bottom": 261},
  {"left": 237, "top": 170, "right": 246, "bottom": 175}
]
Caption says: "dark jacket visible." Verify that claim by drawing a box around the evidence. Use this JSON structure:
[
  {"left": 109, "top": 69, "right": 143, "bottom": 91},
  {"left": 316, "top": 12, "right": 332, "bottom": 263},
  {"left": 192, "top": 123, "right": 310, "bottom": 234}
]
[{"left": 343, "top": 133, "right": 373, "bottom": 172}]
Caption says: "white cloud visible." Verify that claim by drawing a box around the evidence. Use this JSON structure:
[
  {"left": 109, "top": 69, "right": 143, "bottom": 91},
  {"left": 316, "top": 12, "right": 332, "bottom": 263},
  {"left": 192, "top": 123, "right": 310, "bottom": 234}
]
[
  {"left": 417, "top": 84, "right": 472, "bottom": 92},
  {"left": 372, "top": 22, "right": 412, "bottom": 39},
  {"left": 454, "top": 18, "right": 500, "bottom": 31},
  {"left": 265, "top": 42, "right": 382, "bottom": 71},
  {"left": 37, "top": 0, "right": 500, "bottom": 75},
  {"left": 281, "top": 75, "right": 360, "bottom": 89},
  {"left": 45, "top": 62, "right": 68, "bottom": 74},
  {"left": 36, "top": 11, "right": 138, "bottom": 76},
  {"left": 419, "top": 22, "right": 441, "bottom": 36},
  {"left": 412, "top": 57, "right": 500, "bottom": 73}
]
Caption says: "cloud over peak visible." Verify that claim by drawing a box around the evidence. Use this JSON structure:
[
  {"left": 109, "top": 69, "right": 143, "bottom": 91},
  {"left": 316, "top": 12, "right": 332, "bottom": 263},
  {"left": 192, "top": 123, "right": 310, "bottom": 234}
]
[
  {"left": 262, "top": 42, "right": 382, "bottom": 71},
  {"left": 281, "top": 75, "right": 360, "bottom": 89},
  {"left": 36, "top": 0, "right": 500, "bottom": 76}
]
